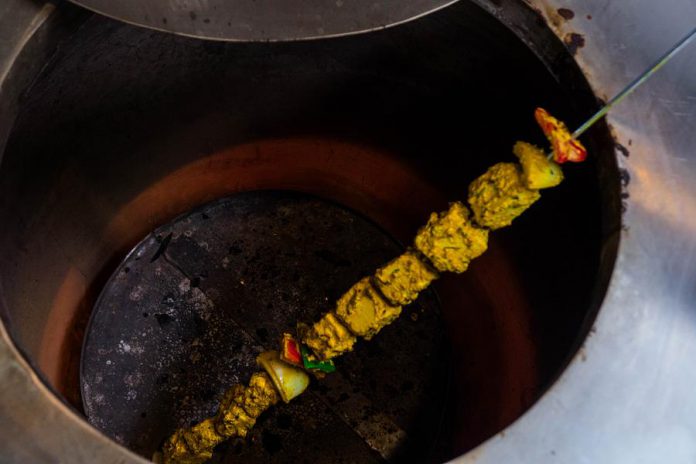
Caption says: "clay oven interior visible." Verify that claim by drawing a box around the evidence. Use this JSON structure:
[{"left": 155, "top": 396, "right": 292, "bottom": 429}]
[{"left": 0, "top": 0, "right": 619, "bottom": 462}]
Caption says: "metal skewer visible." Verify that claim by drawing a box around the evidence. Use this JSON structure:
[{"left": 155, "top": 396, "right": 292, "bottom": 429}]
[
  {"left": 545, "top": 26, "right": 696, "bottom": 160},
  {"left": 543, "top": 26, "right": 696, "bottom": 160},
  {"left": 570, "top": 26, "right": 696, "bottom": 139}
]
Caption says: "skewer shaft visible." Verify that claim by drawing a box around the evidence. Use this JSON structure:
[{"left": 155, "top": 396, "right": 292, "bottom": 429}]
[{"left": 572, "top": 27, "right": 696, "bottom": 138}]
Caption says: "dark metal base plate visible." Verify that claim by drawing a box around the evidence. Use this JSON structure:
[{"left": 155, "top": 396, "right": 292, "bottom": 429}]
[{"left": 81, "top": 191, "right": 449, "bottom": 462}]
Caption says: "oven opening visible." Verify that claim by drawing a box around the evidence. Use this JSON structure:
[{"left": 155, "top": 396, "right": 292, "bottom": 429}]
[{"left": 0, "top": 1, "right": 619, "bottom": 462}]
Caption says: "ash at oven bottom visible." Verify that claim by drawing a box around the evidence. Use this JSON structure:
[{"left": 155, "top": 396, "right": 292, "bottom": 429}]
[{"left": 80, "top": 191, "right": 451, "bottom": 463}]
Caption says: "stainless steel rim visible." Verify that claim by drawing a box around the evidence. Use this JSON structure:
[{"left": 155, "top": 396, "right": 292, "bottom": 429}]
[
  {"left": 67, "top": 0, "right": 459, "bottom": 42},
  {"left": 1, "top": 0, "right": 695, "bottom": 463}
]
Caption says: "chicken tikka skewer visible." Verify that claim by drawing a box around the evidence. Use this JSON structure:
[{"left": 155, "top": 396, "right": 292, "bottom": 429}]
[{"left": 160, "top": 108, "right": 585, "bottom": 464}]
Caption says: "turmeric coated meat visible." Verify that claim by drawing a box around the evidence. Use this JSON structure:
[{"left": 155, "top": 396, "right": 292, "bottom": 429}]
[
  {"left": 334, "top": 277, "right": 402, "bottom": 340},
  {"left": 301, "top": 312, "right": 357, "bottom": 360},
  {"left": 163, "top": 418, "right": 222, "bottom": 464},
  {"left": 468, "top": 162, "right": 541, "bottom": 230},
  {"left": 162, "top": 372, "right": 279, "bottom": 464},
  {"left": 414, "top": 201, "right": 489, "bottom": 273},
  {"left": 373, "top": 250, "right": 439, "bottom": 306}
]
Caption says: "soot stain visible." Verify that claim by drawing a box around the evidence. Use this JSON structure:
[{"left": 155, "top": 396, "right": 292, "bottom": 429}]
[
  {"left": 261, "top": 430, "right": 283, "bottom": 455},
  {"left": 276, "top": 413, "right": 292, "bottom": 430},
  {"left": 620, "top": 168, "right": 631, "bottom": 215},
  {"left": 564, "top": 32, "right": 586, "bottom": 56},
  {"left": 255, "top": 327, "right": 269, "bottom": 342},
  {"left": 313, "top": 249, "right": 351, "bottom": 267},
  {"left": 557, "top": 8, "right": 575, "bottom": 20},
  {"left": 616, "top": 143, "right": 630, "bottom": 158},
  {"left": 619, "top": 168, "right": 631, "bottom": 188},
  {"left": 155, "top": 313, "right": 174, "bottom": 327}
]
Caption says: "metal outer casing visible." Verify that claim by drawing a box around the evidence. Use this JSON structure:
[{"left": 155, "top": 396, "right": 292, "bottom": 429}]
[
  {"left": 0, "top": 4, "right": 153, "bottom": 462},
  {"left": 453, "top": 1, "right": 696, "bottom": 463},
  {"left": 0, "top": 1, "right": 695, "bottom": 464},
  {"left": 67, "top": 0, "right": 458, "bottom": 41}
]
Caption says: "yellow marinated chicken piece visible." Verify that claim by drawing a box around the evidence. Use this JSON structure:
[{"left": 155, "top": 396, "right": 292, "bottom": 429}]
[
  {"left": 414, "top": 201, "right": 489, "bottom": 273},
  {"left": 163, "top": 418, "right": 223, "bottom": 464},
  {"left": 334, "top": 277, "right": 402, "bottom": 340},
  {"left": 301, "top": 312, "right": 357, "bottom": 360},
  {"left": 373, "top": 250, "right": 439, "bottom": 305},
  {"left": 216, "top": 390, "right": 257, "bottom": 438},
  {"left": 238, "top": 371, "right": 279, "bottom": 416},
  {"left": 513, "top": 141, "right": 564, "bottom": 189},
  {"left": 162, "top": 372, "right": 279, "bottom": 464},
  {"left": 468, "top": 163, "right": 541, "bottom": 230}
]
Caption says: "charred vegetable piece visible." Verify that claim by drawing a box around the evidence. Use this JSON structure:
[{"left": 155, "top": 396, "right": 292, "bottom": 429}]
[
  {"left": 334, "top": 277, "right": 402, "bottom": 341},
  {"left": 413, "top": 202, "right": 489, "bottom": 273},
  {"left": 280, "top": 333, "right": 303, "bottom": 366},
  {"left": 300, "top": 345, "right": 336, "bottom": 373},
  {"left": 373, "top": 250, "right": 439, "bottom": 305},
  {"left": 257, "top": 351, "right": 310, "bottom": 403},
  {"left": 300, "top": 312, "right": 357, "bottom": 360},
  {"left": 535, "top": 107, "right": 587, "bottom": 163},
  {"left": 468, "top": 163, "right": 541, "bottom": 230},
  {"left": 513, "top": 141, "right": 564, "bottom": 189}
]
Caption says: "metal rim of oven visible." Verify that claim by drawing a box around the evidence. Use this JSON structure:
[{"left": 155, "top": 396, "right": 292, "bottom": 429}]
[
  {"left": 1, "top": 0, "right": 695, "bottom": 463},
  {"left": 65, "top": 0, "right": 460, "bottom": 42}
]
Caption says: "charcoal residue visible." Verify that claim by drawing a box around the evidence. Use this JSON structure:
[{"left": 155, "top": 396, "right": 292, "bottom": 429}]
[
  {"left": 313, "top": 249, "right": 351, "bottom": 267},
  {"left": 155, "top": 313, "right": 174, "bottom": 327},
  {"left": 276, "top": 414, "right": 293, "bottom": 430},
  {"left": 262, "top": 430, "right": 283, "bottom": 455}
]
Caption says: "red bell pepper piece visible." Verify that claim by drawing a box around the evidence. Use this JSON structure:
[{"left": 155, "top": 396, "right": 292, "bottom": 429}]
[
  {"left": 280, "top": 333, "right": 303, "bottom": 366},
  {"left": 534, "top": 107, "right": 587, "bottom": 163}
]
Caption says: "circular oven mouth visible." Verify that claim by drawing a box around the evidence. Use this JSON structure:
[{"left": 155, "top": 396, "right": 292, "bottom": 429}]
[{"left": 0, "top": 0, "right": 619, "bottom": 462}]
